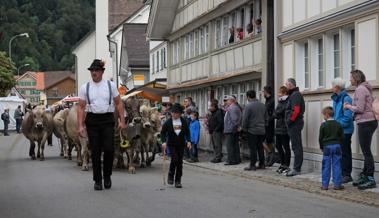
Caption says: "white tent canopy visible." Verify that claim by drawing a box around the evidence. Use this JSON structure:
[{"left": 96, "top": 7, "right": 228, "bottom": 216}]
[{"left": 0, "top": 96, "right": 26, "bottom": 131}]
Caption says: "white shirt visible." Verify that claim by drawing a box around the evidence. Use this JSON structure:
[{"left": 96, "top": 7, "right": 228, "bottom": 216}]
[
  {"left": 172, "top": 118, "right": 182, "bottom": 136},
  {"left": 79, "top": 79, "right": 119, "bottom": 114}
]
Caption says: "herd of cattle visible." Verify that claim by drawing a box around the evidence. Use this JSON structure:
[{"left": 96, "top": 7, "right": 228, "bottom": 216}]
[{"left": 21, "top": 96, "right": 162, "bottom": 174}]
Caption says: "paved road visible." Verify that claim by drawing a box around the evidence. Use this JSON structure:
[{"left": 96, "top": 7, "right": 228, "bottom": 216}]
[{"left": 1, "top": 134, "right": 378, "bottom": 218}]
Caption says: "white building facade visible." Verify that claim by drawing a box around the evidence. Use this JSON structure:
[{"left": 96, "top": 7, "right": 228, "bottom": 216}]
[
  {"left": 275, "top": 0, "right": 379, "bottom": 166},
  {"left": 109, "top": 5, "right": 151, "bottom": 87},
  {"left": 149, "top": 41, "right": 168, "bottom": 83},
  {"left": 148, "top": 0, "right": 274, "bottom": 152}
]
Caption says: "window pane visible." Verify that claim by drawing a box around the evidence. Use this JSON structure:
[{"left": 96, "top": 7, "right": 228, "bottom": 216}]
[
  {"left": 351, "top": 29, "right": 356, "bottom": 70},
  {"left": 318, "top": 38, "right": 324, "bottom": 87},
  {"left": 200, "top": 27, "right": 204, "bottom": 54},
  {"left": 333, "top": 34, "right": 340, "bottom": 78},
  {"left": 304, "top": 42, "right": 309, "bottom": 89},
  {"left": 216, "top": 20, "right": 222, "bottom": 48},
  {"left": 222, "top": 16, "right": 229, "bottom": 46}
]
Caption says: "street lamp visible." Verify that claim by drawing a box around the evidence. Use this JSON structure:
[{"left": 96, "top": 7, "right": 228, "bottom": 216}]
[
  {"left": 8, "top": 33, "right": 29, "bottom": 61},
  {"left": 17, "top": 64, "right": 30, "bottom": 77}
]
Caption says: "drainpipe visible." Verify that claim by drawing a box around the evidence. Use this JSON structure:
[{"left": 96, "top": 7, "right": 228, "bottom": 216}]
[{"left": 107, "top": 35, "right": 119, "bottom": 87}]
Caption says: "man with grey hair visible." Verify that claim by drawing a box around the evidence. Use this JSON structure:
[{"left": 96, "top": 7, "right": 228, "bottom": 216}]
[
  {"left": 223, "top": 95, "right": 241, "bottom": 165},
  {"left": 285, "top": 78, "right": 305, "bottom": 176},
  {"left": 331, "top": 77, "right": 354, "bottom": 183}
]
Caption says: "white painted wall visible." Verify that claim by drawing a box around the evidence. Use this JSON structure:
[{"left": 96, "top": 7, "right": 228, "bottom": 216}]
[
  {"left": 282, "top": 0, "right": 369, "bottom": 29},
  {"left": 96, "top": 0, "right": 113, "bottom": 81},
  {"left": 72, "top": 32, "right": 96, "bottom": 93},
  {"left": 356, "top": 15, "right": 378, "bottom": 81},
  {"left": 149, "top": 41, "right": 168, "bottom": 82}
]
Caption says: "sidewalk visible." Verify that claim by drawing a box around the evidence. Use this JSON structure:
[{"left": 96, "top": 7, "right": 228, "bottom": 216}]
[{"left": 183, "top": 152, "right": 379, "bottom": 208}]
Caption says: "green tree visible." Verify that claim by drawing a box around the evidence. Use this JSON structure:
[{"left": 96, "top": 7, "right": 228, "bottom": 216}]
[
  {"left": 20, "top": 56, "right": 39, "bottom": 72},
  {"left": 0, "top": 51, "right": 16, "bottom": 96}
]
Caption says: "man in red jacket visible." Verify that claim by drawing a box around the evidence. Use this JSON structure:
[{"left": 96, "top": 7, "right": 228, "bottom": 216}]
[{"left": 285, "top": 78, "right": 305, "bottom": 177}]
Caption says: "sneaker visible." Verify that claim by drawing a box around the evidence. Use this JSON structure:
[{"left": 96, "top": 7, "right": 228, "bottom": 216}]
[
  {"left": 286, "top": 169, "right": 300, "bottom": 177},
  {"left": 282, "top": 167, "right": 290, "bottom": 175},
  {"left": 210, "top": 159, "right": 222, "bottom": 163},
  {"left": 244, "top": 165, "right": 257, "bottom": 171},
  {"left": 265, "top": 153, "right": 275, "bottom": 167},
  {"left": 321, "top": 186, "right": 328, "bottom": 190},
  {"left": 358, "top": 177, "right": 377, "bottom": 190},
  {"left": 342, "top": 176, "right": 353, "bottom": 184},
  {"left": 257, "top": 164, "right": 265, "bottom": 170},
  {"left": 333, "top": 185, "right": 345, "bottom": 190},
  {"left": 276, "top": 166, "right": 285, "bottom": 174},
  {"left": 353, "top": 174, "right": 367, "bottom": 187}
]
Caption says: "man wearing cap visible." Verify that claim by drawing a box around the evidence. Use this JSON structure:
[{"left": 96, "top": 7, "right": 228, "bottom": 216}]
[
  {"left": 78, "top": 59, "right": 125, "bottom": 191},
  {"left": 1, "top": 108, "right": 10, "bottom": 136},
  {"left": 161, "top": 103, "right": 191, "bottom": 188},
  {"left": 223, "top": 95, "right": 242, "bottom": 165},
  {"left": 285, "top": 78, "right": 305, "bottom": 176}
]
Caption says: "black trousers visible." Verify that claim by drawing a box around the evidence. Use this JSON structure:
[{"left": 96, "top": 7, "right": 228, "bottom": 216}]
[
  {"left": 247, "top": 133, "right": 265, "bottom": 166},
  {"left": 341, "top": 133, "right": 352, "bottom": 177},
  {"left": 3, "top": 121, "right": 8, "bottom": 135},
  {"left": 225, "top": 132, "right": 241, "bottom": 164},
  {"left": 86, "top": 113, "right": 115, "bottom": 182},
  {"left": 168, "top": 145, "right": 184, "bottom": 183},
  {"left": 357, "top": 120, "right": 377, "bottom": 177},
  {"left": 288, "top": 121, "right": 304, "bottom": 172},
  {"left": 276, "top": 134, "right": 291, "bottom": 167}
]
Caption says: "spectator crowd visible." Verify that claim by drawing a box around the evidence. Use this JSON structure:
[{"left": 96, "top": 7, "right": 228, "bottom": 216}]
[{"left": 160, "top": 69, "right": 377, "bottom": 191}]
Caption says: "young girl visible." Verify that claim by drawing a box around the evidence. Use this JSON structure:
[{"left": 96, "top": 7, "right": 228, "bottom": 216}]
[{"left": 189, "top": 112, "right": 200, "bottom": 163}]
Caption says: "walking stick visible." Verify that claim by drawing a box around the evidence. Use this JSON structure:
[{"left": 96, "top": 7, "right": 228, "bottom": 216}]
[{"left": 162, "top": 149, "right": 167, "bottom": 186}]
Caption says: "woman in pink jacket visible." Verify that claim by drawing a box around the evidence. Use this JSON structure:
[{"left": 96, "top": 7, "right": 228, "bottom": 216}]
[{"left": 344, "top": 69, "right": 377, "bottom": 190}]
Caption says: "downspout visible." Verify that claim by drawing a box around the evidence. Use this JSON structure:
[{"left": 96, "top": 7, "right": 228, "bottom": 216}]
[{"left": 107, "top": 35, "right": 119, "bottom": 87}]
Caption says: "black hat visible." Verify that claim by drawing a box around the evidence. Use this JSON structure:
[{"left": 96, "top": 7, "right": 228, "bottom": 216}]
[
  {"left": 88, "top": 59, "right": 105, "bottom": 71},
  {"left": 171, "top": 103, "right": 184, "bottom": 113}
]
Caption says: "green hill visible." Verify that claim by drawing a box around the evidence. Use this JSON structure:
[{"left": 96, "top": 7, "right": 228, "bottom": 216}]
[{"left": 0, "top": 0, "right": 95, "bottom": 73}]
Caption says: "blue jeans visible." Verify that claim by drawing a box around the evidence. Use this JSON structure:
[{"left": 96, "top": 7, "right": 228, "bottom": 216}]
[
  {"left": 191, "top": 144, "right": 198, "bottom": 159},
  {"left": 322, "top": 144, "right": 342, "bottom": 187}
]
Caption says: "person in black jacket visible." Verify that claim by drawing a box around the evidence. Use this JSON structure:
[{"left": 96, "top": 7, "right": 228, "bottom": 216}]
[
  {"left": 208, "top": 101, "right": 224, "bottom": 163},
  {"left": 263, "top": 86, "right": 276, "bottom": 167},
  {"left": 274, "top": 86, "right": 291, "bottom": 174},
  {"left": 285, "top": 78, "right": 305, "bottom": 177},
  {"left": 161, "top": 103, "right": 192, "bottom": 188}
]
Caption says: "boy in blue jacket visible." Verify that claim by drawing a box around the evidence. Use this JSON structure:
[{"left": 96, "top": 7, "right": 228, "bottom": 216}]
[{"left": 188, "top": 111, "right": 200, "bottom": 163}]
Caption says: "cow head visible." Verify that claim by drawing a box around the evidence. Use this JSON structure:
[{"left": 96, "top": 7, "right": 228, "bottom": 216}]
[
  {"left": 140, "top": 105, "right": 152, "bottom": 129},
  {"left": 31, "top": 108, "right": 47, "bottom": 130},
  {"left": 124, "top": 96, "right": 142, "bottom": 124}
]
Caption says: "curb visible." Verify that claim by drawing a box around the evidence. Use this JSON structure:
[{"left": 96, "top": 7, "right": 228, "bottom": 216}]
[{"left": 183, "top": 161, "right": 379, "bottom": 208}]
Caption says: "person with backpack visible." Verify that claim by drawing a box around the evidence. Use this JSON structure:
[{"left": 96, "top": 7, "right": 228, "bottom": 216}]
[
  {"left": 344, "top": 70, "right": 377, "bottom": 190},
  {"left": 1, "top": 108, "right": 10, "bottom": 136},
  {"left": 331, "top": 78, "right": 354, "bottom": 184},
  {"left": 78, "top": 59, "right": 126, "bottom": 191},
  {"left": 208, "top": 101, "right": 224, "bottom": 163}
]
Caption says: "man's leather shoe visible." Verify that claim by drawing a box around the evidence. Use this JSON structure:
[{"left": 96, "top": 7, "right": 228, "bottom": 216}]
[
  {"left": 175, "top": 182, "right": 182, "bottom": 188},
  {"left": 104, "top": 178, "right": 112, "bottom": 189},
  {"left": 94, "top": 182, "right": 103, "bottom": 191},
  {"left": 168, "top": 177, "right": 174, "bottom": 185},
  {"left": 224, "top": 162, "right": 238, "bottom": 166}
]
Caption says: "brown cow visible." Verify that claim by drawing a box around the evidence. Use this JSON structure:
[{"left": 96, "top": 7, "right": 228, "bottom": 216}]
[
  {"left": 65, "top": 104, "right": 90, "bottom": 170},
  {"left": 139, "top": 105, "right": 162, "bottom": 167},
  {"left": 52, "top": 109, "right": 70, "bottom": 158},
  {"left": 22, "top": 107, "right": 54, "bottom": 161}
]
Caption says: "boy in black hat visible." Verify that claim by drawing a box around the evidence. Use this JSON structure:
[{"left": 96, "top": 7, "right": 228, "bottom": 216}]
[{"left": 161, "top": 103, "right": 192, "bottom": 188}]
